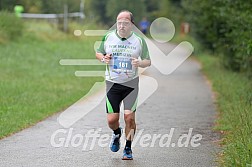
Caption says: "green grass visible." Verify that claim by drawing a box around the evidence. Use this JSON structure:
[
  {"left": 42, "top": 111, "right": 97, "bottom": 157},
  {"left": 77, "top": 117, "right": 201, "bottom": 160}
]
[
  {"left": 0, "top": 21, "right": 104, "bottom": 138},
  {"left": 196, "top": 54, "right": 252, "bottom": 167}
]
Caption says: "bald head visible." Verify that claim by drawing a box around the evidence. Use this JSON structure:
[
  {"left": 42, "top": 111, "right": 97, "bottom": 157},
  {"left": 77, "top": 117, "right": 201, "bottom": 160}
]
[{"left": 116, "top": 10, "right": 134, "bottom": 24}]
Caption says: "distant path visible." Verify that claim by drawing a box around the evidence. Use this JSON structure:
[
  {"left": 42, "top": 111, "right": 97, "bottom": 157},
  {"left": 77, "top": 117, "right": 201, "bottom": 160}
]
[{"left": 0, "top": 42, "right": 219, "bottom": 167}]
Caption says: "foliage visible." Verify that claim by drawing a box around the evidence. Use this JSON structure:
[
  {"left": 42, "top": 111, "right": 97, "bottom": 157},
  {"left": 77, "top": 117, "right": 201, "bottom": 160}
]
[
  {"left": 198, "top": 54, "right": 252, "bottom": 167},
  {"left": 0, "top": 11, "right": 24, "bottom": 43},
  {"left": 89, "top": 0, "right": 146, "bottom": 26},
  {"left": 0, "top": 0, "right": 84, "bottom": 13},
  {"left": 0, "top": 0, "right": 16, "bottom": 11},
  {"left": 0, "top": 0, "right": 183, "bottom": 29},
  {"left": 106, "top": 0, "right": 146, "bottom": 25},
  {"left": 182, "top": 0, "right": 252, "bottom": 75}
]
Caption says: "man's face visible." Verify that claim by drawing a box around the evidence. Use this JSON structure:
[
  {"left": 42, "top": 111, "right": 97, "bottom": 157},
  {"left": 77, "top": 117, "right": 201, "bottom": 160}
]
[{"left": 116, "top": 12, "right": 132, "bottom": 38}]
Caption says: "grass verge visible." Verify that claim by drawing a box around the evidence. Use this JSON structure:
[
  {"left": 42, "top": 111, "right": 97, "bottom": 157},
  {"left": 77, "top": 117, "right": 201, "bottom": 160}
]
[
  {"left": 196, "top": 54, "right": 252, "bottom": 167},
  {"left": 0, "top": 21, "right": 104, "bottom": 139}
]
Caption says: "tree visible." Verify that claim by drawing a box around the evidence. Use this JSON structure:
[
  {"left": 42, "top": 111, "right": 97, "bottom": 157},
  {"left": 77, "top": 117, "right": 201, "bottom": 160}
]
[
  {"left": 182, "top": 0, "right": 252, "bottom": 75},
  {"left": 89, "top": 0, "right": 110, "bottom": 24},
  {"left": 105, "top": 0, "right": 146, "bottom": 26},
  {"left": 0, "top": 0, "right": 17, "bottom": 11}
]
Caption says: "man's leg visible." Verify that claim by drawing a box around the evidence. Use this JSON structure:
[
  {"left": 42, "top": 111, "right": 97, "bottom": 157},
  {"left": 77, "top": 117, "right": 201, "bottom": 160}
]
[
  {"left": 122, "top": 78, "right": 138, "bottom": 141},
  {"left": 106, "top": 81, "right": 123, "bottom": 152},
  {"left": 107, "top": 113, "right": 122, "bottom": 152},
  {"left": 124, "top": 111, "right": 136, "bottom": 142},
  {"left": 121, "top": 78, "right": 138, "bottom": 160}
]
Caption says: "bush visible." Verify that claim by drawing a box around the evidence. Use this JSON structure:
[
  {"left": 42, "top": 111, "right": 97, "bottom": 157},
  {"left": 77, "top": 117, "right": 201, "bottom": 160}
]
[
  {"left": 0, "top": 11, "right": 24, "bottom": 42},
  {"left": 182, "top": 0, "right": 252, "bottom": 76}
]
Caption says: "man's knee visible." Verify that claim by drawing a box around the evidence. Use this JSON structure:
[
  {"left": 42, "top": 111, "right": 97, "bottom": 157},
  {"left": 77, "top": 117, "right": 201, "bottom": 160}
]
[
  {"left": 107, "top": 114, "right": 119, "bottom": 125},
  {"left": 124, "top": 113, "right": 135, "bottom": 125}
]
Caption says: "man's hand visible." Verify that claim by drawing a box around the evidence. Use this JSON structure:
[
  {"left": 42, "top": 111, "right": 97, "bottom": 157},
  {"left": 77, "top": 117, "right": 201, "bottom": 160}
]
[
  {"left": 96, "top": 52, "right": 112, "bottom": 64},
  {"left": 132, "top": 58, "right": 151, "bottom": 68},
  {"left": 103, "top": 54, "right": 112, "bottom": 64},
  {"left": 131, "top": 57, "right": 140, "bottom": 67}
]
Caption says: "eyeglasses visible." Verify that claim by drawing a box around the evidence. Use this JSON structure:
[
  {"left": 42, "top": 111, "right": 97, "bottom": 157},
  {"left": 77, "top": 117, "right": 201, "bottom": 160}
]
[{"left": 117, "top": 21, "right": 131, "bottom": 26}]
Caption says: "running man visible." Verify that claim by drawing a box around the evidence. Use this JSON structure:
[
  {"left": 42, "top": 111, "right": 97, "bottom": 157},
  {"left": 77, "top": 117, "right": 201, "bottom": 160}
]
[{"left": 96, "top": 10, "right": 151, "bottom": 160}]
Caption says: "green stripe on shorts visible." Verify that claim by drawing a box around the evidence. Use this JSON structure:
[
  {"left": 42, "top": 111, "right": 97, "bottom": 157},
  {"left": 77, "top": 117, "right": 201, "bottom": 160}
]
[
  {"left": 131, "top": 97, "right": 138, "bottom": 112},
  {"left": 106, "top": 97, "right": 114, "bottom": 113}
]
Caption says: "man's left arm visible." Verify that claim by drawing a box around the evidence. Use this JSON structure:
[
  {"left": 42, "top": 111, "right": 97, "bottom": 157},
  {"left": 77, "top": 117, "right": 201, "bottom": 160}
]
[
  {"left": 131, "top": 37, "right": 151, "bottom": 68},
  {"left": 139, "top": 37, "right": 151, "bottom": 68}
]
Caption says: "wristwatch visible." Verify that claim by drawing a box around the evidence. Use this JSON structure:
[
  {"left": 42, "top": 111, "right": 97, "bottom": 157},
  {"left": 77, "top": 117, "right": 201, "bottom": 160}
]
[{"left": 101, "top": 56, "right": 105, "bottom": 63}]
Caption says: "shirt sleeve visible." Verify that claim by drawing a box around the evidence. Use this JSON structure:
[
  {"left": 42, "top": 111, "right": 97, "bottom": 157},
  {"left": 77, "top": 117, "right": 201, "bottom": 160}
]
[
  {"left": 140, "top": 38, "right": 150, "bottom": 60},
  {"left": 96, "top": 35, "right": 106, "bottom": 54}
]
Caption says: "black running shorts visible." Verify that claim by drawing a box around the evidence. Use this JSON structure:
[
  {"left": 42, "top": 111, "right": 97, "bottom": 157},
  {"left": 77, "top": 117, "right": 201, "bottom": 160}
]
[{"left": 106, "top": 77, "right": 139, "bottom": 113}]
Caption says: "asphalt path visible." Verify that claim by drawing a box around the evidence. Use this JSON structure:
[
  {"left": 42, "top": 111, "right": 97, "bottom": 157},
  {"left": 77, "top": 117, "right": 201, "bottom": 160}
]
[{"left": 0, "top": 42, "right": 219, "bottom": 167}]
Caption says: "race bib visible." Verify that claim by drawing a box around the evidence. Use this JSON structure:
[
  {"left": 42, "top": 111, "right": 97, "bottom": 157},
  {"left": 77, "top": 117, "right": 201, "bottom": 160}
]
[{"left": 112, "top": 56, "right": 132, "bottom": 72}]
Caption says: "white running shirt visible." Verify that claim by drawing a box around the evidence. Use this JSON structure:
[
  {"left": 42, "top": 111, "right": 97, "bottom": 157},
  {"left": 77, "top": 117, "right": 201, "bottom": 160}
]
[{"left": 97, "top": 30, "right": 150, "bottom": 83}]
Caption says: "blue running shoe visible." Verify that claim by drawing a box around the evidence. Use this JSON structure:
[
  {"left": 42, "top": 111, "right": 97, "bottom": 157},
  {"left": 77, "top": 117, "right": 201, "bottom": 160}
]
[
  {"left": 109, "top": 128, "right": 122, "bottom": 152},
  {"left": 122, "top": 147, "right": 133, "bottom": 160}
]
